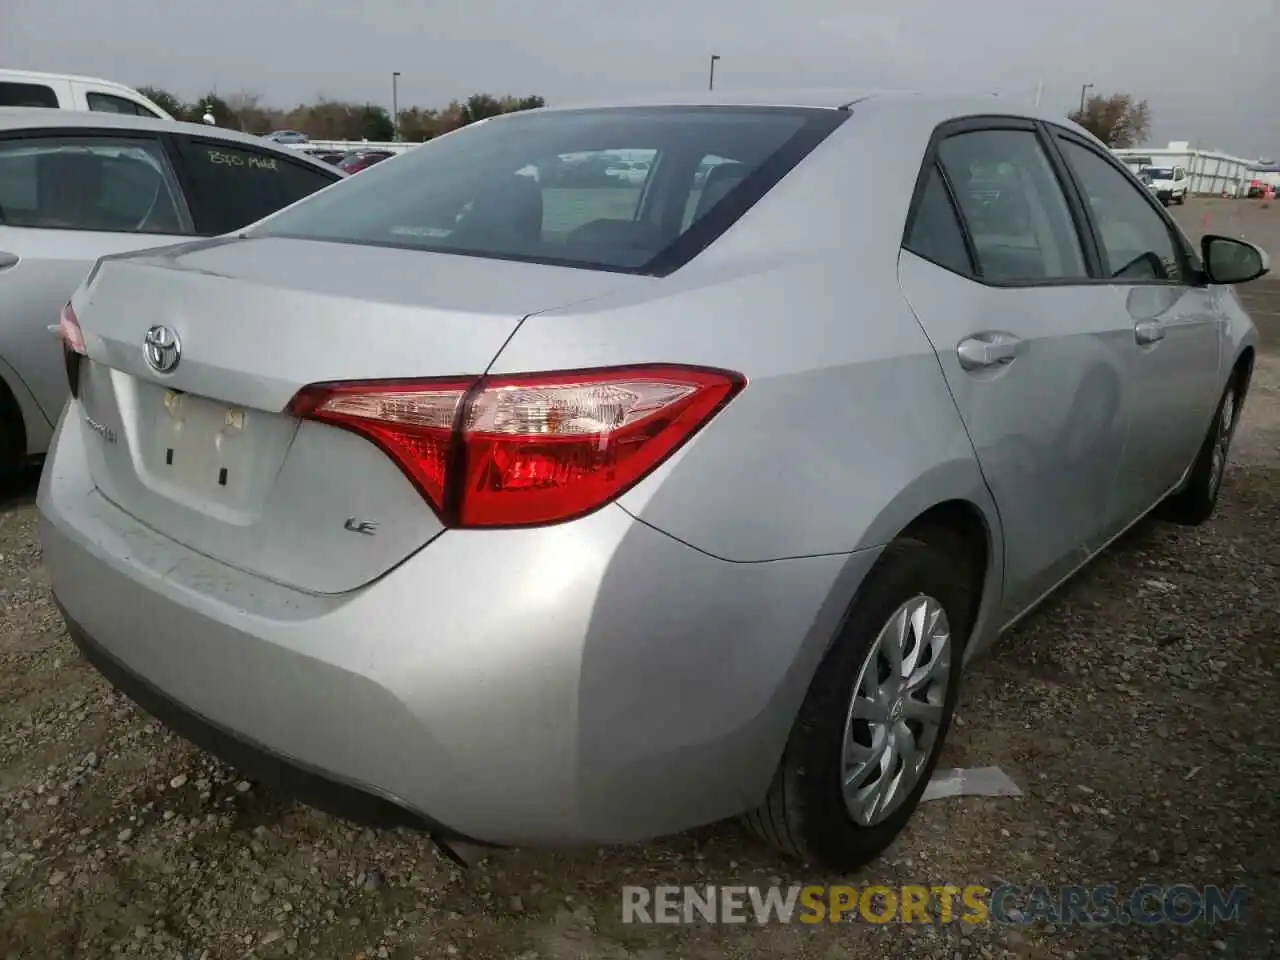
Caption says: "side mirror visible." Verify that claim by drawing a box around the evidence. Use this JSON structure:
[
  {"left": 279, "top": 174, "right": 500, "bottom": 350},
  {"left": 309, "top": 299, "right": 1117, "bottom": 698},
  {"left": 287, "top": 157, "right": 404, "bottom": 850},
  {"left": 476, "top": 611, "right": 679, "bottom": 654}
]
[{"left": 1201, "top": 235, "right": 1270, "bottom": 285}]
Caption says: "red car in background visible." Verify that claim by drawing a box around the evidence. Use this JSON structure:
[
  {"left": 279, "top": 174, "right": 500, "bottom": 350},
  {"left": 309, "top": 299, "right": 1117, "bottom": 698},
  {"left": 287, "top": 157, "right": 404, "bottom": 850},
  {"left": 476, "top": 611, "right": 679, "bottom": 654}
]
[{"left": 337, "top": 149, "right": 395, "bottom": 174}]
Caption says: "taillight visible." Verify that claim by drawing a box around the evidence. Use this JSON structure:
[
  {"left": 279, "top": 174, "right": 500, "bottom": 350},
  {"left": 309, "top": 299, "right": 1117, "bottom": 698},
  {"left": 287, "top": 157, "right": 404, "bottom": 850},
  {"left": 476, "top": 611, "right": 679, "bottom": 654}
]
[
  {"left": 59, "top": 302, "right": 86, "bottom": 398},
  {"left": 289, "top": 365, "right": 745, "bottom": 528}
]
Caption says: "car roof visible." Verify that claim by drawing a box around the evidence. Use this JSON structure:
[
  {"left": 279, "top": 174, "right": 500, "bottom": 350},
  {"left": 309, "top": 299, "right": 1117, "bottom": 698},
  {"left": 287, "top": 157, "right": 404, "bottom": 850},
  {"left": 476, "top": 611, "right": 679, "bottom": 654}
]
[
  {"left": 0, "top": 68, "right": 135, "bottom": 88},
  {"left": 0, "top": 108, "right": 342, "bottom": 174},
  {"left": 532, "top": 88, "right": 1088, "bottom": 132}
]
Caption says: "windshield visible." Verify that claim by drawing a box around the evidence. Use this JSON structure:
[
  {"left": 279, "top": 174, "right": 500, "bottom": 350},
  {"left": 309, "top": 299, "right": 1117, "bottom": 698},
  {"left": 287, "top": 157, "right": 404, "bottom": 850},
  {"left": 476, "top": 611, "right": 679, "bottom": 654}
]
[
  {"left": 252, "top": 105, "right": 846, "bottom": 274},
  {"left": 1143, "top": 167, "right": 1174, "bottom": 180}
]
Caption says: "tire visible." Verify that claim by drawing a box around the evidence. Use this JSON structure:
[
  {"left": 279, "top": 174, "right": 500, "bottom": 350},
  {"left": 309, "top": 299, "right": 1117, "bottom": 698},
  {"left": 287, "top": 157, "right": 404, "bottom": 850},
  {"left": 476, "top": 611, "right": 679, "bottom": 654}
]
[
  {"left": 1159, "top": 379, "right": 1239, "bottom": 526},
  {"left": 1175, "top": 192, "right": 1186, "bottom": 205},
  {"left": 0, "top": 417, "right": 19, "bottom": 477},
  {"left": 743, "top": 538, "right": 970, "bottom": 872}
]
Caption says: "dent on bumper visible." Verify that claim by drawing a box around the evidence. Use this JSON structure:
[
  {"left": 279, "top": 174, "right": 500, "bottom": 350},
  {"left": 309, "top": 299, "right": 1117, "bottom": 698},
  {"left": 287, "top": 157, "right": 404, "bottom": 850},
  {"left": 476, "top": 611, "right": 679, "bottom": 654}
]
[{"left": 38, "top": 411, "right": 876, "bottom": 845}]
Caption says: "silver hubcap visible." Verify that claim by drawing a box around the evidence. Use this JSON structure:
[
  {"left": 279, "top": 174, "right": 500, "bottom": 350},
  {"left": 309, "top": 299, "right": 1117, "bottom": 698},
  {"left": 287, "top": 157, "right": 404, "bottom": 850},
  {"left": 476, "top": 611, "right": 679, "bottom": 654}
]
[
  {"left": 841, "top": 595, "right": 952, "bottom": 827},
  {"left": 1209, "top": 388, "right": 1236, "bottom": 496}
]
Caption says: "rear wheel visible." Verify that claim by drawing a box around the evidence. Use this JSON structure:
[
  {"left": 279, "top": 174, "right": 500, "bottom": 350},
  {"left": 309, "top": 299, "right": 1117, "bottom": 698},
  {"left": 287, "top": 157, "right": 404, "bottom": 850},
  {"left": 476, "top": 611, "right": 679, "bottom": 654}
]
[
  {"left": 743, "top": 539, "right": 969, "bottom": 871},
  {"left": 1159, "top": 380, "right": 1238, "bottom": 526},
  {"left": 0, "top": 415, "right": 19, "bottom": 477}
]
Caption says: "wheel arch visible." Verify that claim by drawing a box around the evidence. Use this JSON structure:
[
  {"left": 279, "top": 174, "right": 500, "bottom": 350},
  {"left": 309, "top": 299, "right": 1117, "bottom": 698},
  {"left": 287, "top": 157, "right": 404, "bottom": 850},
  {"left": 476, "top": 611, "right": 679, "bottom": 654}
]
[
  {"left": 0, "top": 353, "right": 54, "bottom": 466},
  {"left": 850, "top": 456, "right": 1005, "bottom": 659},
  {"left": 0, "top": 368, "right": 29, "bottom": 467},
  {"left": 1233, "top": 345, "right": 1255, "bottom": 402}
]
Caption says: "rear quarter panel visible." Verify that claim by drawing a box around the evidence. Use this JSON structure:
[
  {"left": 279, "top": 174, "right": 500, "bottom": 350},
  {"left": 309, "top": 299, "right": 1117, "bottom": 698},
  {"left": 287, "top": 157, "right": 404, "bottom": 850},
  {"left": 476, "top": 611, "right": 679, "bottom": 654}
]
[{"left": 489, "top": 104, "right": 1001, "bottom": 568}]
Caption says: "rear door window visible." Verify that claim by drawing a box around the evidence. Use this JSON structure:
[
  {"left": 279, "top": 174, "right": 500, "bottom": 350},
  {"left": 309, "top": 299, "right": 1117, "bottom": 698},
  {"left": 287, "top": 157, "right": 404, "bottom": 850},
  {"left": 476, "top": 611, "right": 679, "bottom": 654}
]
[
  {"left": 937, "top": 128, "right": 1088, "bottom": 283},
  {"left": 86, "top": 91, "right": 161, "bottom": 118},
  {"left": 252, "top": 106, "right": 848, "bottom": 275},
  {"left": 0, "top": 135, "right": 189, "bottom": 234},
  {"left": 0, "top": 82, "right": 59, "bottom": 108},
  {"left": 171, "top": 137, "right": 341, "bottom": 234}
]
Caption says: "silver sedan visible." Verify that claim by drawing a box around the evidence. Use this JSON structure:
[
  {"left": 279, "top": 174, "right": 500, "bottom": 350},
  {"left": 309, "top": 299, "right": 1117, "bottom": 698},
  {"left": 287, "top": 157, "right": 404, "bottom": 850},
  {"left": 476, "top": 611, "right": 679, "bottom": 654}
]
[{"left": 38, "top": 90, "right": 1265, "bottom": 871}]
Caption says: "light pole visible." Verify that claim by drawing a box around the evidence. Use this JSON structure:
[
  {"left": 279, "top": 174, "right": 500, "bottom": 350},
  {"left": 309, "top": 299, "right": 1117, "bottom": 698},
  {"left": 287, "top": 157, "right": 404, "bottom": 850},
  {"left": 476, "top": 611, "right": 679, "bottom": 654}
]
[
  {"left": 708, "top": 54, "right": 721, "bottom": 92},
  {"left": 1078, "top": 82, "right": 1093, "bottom": 114},
  {"left": 392, "top": 71, "right": 401, "bottom": 141}
]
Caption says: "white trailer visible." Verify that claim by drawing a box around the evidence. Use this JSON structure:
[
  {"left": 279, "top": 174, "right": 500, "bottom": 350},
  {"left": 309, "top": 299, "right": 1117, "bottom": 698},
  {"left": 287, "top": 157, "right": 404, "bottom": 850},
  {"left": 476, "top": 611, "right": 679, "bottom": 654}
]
[{"left": 1112, "top": 142, "right": 1254, "bottom": 198}]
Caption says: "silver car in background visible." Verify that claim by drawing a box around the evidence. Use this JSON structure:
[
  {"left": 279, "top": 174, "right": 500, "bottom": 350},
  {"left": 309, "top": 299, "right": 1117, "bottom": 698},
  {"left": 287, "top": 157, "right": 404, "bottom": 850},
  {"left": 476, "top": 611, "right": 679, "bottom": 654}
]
[
  {"left": 0, "top": 109, "right": 343, "bottom": 472},
  {"left": 39, "top": 91, "right": 1265, "bottom": 871}
]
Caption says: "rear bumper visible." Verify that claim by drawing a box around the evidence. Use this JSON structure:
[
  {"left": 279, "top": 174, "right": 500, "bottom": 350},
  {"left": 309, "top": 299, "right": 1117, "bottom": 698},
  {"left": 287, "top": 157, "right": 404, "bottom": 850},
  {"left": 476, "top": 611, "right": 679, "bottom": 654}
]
[
  {"left": 39, "top": 403, "right": 874, "bottom": 845},
  {"left": 60, "top": 602, "right": 471, "bottom": 838}
]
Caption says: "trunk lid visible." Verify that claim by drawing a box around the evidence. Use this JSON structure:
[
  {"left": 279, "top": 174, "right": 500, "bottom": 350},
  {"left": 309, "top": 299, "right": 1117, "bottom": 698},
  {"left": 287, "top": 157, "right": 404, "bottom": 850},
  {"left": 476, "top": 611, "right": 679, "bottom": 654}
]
[{"left": 72, "top": 236, "right": 641, "bottom": 594}]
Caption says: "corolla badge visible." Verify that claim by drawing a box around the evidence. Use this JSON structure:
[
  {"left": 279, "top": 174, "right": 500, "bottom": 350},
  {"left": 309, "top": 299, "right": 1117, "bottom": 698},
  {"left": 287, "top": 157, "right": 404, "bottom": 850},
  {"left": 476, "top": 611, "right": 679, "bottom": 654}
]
[
  {"left": 143, "top": 325, "right": 181, "bottom": 374},
  {"left": 83, "top": 414, "right": 117, "bottom": 444}
]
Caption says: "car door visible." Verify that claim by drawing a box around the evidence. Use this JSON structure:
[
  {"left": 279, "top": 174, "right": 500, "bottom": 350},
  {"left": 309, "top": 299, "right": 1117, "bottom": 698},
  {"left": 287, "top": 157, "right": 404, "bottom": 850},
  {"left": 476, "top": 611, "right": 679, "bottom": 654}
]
[
  {"left": 897, "top": 117, "right": 1132, "bottom": 621},
  {"left": 1047, "top": 130, "right": 1223, "bottom": 535},
  {"left": 0, "top": 130, "right": 194, "bottom": 425},
  {"left": 168, "top": 135, "right": 342, "bottom": 236}
]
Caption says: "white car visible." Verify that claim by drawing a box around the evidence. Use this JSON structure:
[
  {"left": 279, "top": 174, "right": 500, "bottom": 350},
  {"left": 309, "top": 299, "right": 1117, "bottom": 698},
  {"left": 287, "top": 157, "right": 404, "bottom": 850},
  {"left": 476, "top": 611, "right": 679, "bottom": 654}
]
[
  {"left": 1142, "top": 165, "right": 1189, "bottom": 206},
  {"left": 0, "top": 70, "right": 170, "bottom": 119},
  {"left": 605, "top": 159, "right": 651, "bottom": 185}
]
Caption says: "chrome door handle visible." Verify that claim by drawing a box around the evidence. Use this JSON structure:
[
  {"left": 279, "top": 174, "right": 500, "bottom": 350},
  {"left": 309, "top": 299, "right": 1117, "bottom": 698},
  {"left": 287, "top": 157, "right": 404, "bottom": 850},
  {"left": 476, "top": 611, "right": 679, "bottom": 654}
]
[
  {"left": 0, "top": 251, "right": 17, "bottom": 271},
  {"left": 1134, "top": 320, "right": 1165, "bottom": 345},
  {"left": 957, "top": 332, "right": 1023, "bottom": 371}
]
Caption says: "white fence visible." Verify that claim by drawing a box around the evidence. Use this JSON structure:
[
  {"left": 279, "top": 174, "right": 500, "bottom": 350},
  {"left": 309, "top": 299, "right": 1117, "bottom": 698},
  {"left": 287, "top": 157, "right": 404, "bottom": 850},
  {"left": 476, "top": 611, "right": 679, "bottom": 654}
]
[{"left": 289, "top": 139, "right": 420, "bottom": 156}]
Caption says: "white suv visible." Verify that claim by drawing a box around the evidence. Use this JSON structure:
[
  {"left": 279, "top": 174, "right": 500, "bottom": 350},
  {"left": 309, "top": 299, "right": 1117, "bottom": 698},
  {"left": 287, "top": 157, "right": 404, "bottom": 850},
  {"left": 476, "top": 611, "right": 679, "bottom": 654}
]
[
  {"left": 0, "top": 70, "right": 171, "bottom": 119},
  {"left": 1142, "top": 165, "right": 1189, "bottom": 206}
]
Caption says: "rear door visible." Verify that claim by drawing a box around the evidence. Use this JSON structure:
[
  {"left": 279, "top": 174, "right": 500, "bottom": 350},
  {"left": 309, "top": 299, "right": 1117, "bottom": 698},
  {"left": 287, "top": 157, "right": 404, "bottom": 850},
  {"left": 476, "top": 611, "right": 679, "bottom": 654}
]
[
  {"left": 1048, "top": 129, "right": 1223, "bottom": 530},
  {"left": 897, "top": 117, "right": 1132, "bottom": 621},
  {"left": 0, "top": 129, "right": 193, "bottom": 423},
  {"left": 168, "top": 135, "right": 341, "bottom": 235}
]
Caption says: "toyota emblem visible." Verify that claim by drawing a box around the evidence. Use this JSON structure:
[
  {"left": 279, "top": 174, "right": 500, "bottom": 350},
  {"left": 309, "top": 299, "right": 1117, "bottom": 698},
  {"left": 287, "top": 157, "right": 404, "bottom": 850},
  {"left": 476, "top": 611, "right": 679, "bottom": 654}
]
[{"left": 143, "top": 325, "right": 181, "bottom": 374}]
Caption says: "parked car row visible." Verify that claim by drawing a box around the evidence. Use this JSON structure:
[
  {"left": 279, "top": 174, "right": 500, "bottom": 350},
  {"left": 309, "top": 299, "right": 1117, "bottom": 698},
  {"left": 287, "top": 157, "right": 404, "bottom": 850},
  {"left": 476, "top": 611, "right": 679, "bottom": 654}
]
[
  {"left": 26, "top": 91, "right": 1268, "bottom": 876},
  {"left": 284, "top": 141, "right": 396, "bottom": 174}
]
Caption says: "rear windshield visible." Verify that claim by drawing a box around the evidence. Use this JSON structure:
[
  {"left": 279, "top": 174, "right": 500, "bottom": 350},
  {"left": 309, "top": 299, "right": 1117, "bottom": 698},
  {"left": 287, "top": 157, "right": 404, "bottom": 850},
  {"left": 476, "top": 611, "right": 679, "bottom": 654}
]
[{"left": 252, "top": 106, "right": 846, "bottom": 274}]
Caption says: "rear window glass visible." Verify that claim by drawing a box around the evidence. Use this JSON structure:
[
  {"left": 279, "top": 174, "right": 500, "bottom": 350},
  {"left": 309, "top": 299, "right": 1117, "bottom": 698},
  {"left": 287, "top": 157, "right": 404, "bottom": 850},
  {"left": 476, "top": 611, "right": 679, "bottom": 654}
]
[
  {"left": 87, "top": 91, "right": 161, "bottom": 118},
  {"left": 0, "top": 82, "right": 59, "bottom": 108},
  {"left": 253, "top": 106, "right": 846, "bottom": 274}
]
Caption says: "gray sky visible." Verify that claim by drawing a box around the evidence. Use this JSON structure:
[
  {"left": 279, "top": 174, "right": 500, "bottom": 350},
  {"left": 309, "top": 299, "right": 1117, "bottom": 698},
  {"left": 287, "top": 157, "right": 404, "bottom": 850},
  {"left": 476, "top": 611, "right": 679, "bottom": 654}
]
[{"left": 3, "top": 0, "right": 1276, "bottom": 159}]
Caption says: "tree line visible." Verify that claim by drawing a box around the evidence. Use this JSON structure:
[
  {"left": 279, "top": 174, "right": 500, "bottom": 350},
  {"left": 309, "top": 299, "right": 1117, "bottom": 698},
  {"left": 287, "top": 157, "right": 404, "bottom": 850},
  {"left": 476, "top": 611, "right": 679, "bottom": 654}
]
[
  {"left": 135, "top": 84, "right": 1153, "bottom": 150},
  {"left": 136, "top": 88, "right": 546, "bottom": 142}
]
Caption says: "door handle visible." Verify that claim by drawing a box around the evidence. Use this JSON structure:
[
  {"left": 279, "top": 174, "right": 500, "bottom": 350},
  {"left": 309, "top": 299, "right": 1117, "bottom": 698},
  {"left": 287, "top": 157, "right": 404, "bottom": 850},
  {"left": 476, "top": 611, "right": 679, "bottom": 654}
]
[
  {"left": 1134, "top": 320, "right": 1165, "bottom": 345},
  {"left": 0, "top": 251, "right": 17, "bottom": 271},
  {"left": 957, "top": 332, "right": 1024, "bottom": 371}
]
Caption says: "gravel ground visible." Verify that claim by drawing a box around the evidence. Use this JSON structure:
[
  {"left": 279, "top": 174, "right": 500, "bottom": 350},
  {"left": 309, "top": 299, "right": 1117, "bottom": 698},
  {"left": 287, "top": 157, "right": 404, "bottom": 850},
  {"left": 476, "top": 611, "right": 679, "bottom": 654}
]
[{"left": 2, "top": 206, "right": 1277, "bottom": 959}]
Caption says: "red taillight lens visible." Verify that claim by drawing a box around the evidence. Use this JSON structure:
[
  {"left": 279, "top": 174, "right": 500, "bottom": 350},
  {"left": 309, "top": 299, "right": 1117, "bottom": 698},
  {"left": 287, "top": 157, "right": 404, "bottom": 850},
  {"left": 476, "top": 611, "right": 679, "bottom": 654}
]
[
  {"left": 59, "top": 302, "right": 86, "bottom": 397},
  {"left": 289, "top": 365, "right": 745, "bottom": 528},
  {"left": 59, "top": 302, "right": 86, "bottom": 355},
  {"left": 288, "top": 379, "right": 473, "bottom": 515}
]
